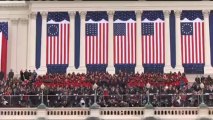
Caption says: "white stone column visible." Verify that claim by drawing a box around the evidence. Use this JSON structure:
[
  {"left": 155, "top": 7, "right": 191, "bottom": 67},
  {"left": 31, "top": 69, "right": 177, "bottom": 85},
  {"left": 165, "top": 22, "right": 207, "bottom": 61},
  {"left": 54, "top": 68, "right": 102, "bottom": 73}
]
[
  {"left": 106, "top": 11, "right": 115, "bottom": 74},
  {"left": 163, "top": 10, "right": 174, "bottom": 73},
  {"left": 67, "top": 11, "right": 76, "bottom": 73},
  {"left": 77, "top": 11, "right": 86, "bottom": 73},
  {"left": 37, "top": 12, "right": 47, "bottom": 75},
  {"left": 174, "top": 10, "right": 184, "bottom": 73},
  {"left": 203, "top": 10, "right": 213, "bottom": 74},
  {"left": 17, "top": 18, "right": 28, "bottom": 74},
  {"left": 135, "top": 10, "right": 144, "bottom": 73},
  {"left": 27, "top": 12, "right": 37, "bottom": 71},
  {"left": 9, "top": 18, "right": 19, "bottom": 75}
]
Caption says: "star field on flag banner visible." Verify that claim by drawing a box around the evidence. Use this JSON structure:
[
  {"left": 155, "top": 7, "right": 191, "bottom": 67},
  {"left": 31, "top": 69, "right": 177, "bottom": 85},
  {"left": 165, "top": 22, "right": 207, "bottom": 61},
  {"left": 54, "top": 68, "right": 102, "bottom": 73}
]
[
  {"left": 85, "top": 12, "right": 108, "bottom": 65},
  {"left": 142, "top": 11, "right": 165, "bottom": 64},
  {"left": 180, "top": 11, "right": 204, "bottom": 64},
  {"left": 47, "top": 12, "right": 70, "bottom": 65},
  {"left": 114, "top": 11, "right": 136, "bottom": 64},
  {"left": 0, "top": 22, "right": 8, "bottom": 75}
]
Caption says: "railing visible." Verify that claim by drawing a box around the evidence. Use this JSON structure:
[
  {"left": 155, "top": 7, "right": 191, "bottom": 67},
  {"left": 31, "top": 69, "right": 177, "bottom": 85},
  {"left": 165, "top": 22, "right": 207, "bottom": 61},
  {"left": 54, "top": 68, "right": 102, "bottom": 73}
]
[
  {"left": 0, "top": 108, "right": 37, "bottom": 116},
  {"left": 0, "top": 108, "right": 37, "bottom": 120},
  {"left": 0, "top": 107, "right": 211, "bottom": 120},
  {"left": 0, "top": 94, "right": 212, "bottom": 119},
  {"left": 154, "top": 107, "right": 199, "bottom": 115},
  {"left": 1, "top": 94, "right": 213, "bottom": 108},
  {"left": 100, "top": 107, "right": 144, "bottom": 116},
  {"left": 47, "top": 108, "right": 90, "bottom": 120},
  {"left": 47, "top": 108, "right": 90, "bottom": 116}
]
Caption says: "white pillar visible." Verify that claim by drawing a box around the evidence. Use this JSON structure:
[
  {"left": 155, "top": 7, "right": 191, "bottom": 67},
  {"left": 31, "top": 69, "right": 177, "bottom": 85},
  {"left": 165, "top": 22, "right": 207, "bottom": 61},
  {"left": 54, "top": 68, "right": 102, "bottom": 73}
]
[
  {"left": 9, "top": 18, "right": 19, "bottom": 75},
  {"left": 37, "top": 12, "right": 47, "bottom": 75},
  {"left": 135, "top": 10, "right": 144, "bottom": 73},
  {"left": 67, "top": 11, "right": 76, "bottom": 74},
  {"left": 163, "top": 10, "right": 174, "bottom": 73},
  {"left": 174, "top": 10, "right": 184, "bottom": 73},
  {"left": 27, "top": 12, "right": 37, "bottom": 71},
  {"left": 203, "top": 10, "right": 213, "bottom": 74},
  {"left": 106, "top": 11, "right": 115, "bottom": 74},
  {"left": 17, "top": 18, "right": 28, "bottom": 74},
  {"left": 77, "top": 11, "right": 86, "bottom": 73}
]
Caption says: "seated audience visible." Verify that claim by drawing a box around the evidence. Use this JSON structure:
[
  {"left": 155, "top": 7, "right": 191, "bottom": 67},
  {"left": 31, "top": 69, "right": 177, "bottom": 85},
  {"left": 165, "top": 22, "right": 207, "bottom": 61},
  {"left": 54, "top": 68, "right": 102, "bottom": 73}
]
[{"left": 0, "top": 70, "right": 212, "bottom": 108}]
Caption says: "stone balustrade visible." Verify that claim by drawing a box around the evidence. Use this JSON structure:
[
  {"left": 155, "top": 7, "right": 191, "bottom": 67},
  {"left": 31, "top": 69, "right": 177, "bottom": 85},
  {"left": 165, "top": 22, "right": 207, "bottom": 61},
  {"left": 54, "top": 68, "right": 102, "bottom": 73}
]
[
  {"left": 0, "top": 108, "right": 37, "bottom": 120},
  {"left": 47, "top": 108, "right": 90, "bottom": 120},
  {"left": 154, "top": 107, "right": 199, "bottom": 115},
  {"left": 0, "top": 107, "right": 212, "bottom": 120}
]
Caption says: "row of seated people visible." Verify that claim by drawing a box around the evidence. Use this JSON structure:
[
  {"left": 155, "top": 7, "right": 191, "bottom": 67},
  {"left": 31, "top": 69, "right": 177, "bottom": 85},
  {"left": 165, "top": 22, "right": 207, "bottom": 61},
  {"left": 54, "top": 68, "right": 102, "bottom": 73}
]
[
  {"left": 128, "top": 72, "right": 188, "bottom": 87},
  {"left": 33, "top": 71, "right": 188, "bottom": 88},
  {"left": 0, "top": 71, "right": 213, "bottom": 107}
]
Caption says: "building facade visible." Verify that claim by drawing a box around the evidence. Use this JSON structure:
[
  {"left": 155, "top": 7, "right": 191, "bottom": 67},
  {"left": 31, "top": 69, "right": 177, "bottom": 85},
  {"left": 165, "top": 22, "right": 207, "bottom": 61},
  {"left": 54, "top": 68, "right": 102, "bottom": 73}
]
[{"left": 1, "top": 1, "right": 213, "bottom": 75}]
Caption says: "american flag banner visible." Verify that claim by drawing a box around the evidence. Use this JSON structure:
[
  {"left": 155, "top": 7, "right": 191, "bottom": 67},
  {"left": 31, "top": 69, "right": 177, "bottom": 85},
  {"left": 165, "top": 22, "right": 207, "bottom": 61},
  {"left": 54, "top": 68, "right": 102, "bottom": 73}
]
[
  {"left": 46, "top": 12, "right": 70, "bottom": 65},
  {"left": 114, "top": 11, "right": 136, "bottom": 64},
  {"left": 142, "top": 11, "right": 165, "bottom": 64},
  {"left": 180, "top": 11, "right": 204, "bottom": 64},
  {"left": 0, "top": 22, "right": 8, "bottom": 75},
  {"left": 85, "top": 12, "right": 108, "bottom": 65}
]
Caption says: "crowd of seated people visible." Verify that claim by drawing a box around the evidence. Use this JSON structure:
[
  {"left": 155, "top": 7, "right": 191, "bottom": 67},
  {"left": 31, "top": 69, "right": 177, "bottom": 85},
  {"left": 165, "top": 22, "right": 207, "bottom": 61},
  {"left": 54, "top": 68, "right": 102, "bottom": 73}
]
[{"left": 0, "top": 70, "right": 213, "bottom": 108}]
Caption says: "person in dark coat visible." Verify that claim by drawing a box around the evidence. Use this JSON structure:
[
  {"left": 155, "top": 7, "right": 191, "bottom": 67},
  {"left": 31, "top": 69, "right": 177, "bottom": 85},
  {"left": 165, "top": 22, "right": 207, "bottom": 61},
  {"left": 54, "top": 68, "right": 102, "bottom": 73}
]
[
  {"left": 32, "top": 70, "right": 37, "bottom": 82},
  {"left": 8, "top": 69, "right": 14, "bottom": 81},
  {"left": 24, "top": 69, "right": 29, "bottom": 80},
  {"left": 20, "top": 70, "right": 24, "bottom": 81},
  {"left": 28, "top": 70, "right": 32, "bottom": 78},
  {"left": 0, "top": 71, "right": 4, "bottom": 81}
]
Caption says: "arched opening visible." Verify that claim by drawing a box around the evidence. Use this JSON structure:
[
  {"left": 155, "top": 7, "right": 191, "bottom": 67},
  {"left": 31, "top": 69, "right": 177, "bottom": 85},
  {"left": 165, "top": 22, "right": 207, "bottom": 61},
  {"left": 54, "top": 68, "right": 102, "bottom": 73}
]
[
  {"left": 37, "top": 117, "right": 46, "bottom": 120},
  {"left": 143, "top": 117, "right": 158, "bottom": 120},
  {"left": 86, "top": 117, "right": 100, "bottom": 120},
  {"left": 197, "top": 118, "right": 212, "bottom": 120}
]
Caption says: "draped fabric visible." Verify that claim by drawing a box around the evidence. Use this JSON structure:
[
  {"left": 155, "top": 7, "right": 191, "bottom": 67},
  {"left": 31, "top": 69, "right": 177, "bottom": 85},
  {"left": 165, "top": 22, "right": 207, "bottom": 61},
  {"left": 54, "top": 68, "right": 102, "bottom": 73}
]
[
  {"left": 85, "top": 11, "right": 108, "bottom": 72},
  {"left": 142, "top": 11, "right": 165, "bottom": 73},
  {"left": 181, "top": 10, "right": 203, "bottom": 20},
  {"left": 46, "top": 12, "right": 69, "bottom": 73},
  {"left": 85, "top": 11, "right": 108, "bottom": 65},
  {"left": 210, "top": 11, "right": 213, "bottom": 67},
  {"left": 113, "top": 11, "right": 136, "bottom": 74},
  {"left": 114, "top": 11, "right": 136, "bottom": 65},
  {"left": 114, "top": 11, "right": 136, "bottom": 21},
  {"left": 181, "top": 10, "right": 204, "bottom": 74},
  {"left": 181, "top": 11, "right": 204, "bottom": 64},
  {"left": 0, "top": 22, "right": 8, "bottom": 76},
  {"left": 33, "top": 10, "right": 208, "bottom": 74},
  {"left": 86, "top": 11, "right": 108, "bottom": 21},
  {"left": 36, "top": 12, "right": 42, "bottom": 69},
  {"left": 142, "top": 11, "right": 164, "bottom": 21},
  {"left": 170, "top": 10, "right": 176, "bottom": 68},
  {"left": 75, "top": 12, "right": 80, "bottom": 69}
]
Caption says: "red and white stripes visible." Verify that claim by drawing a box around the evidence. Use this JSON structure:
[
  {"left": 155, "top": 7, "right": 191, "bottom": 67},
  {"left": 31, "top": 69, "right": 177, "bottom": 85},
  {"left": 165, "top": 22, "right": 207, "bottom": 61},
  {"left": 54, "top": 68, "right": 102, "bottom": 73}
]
[
  {"left": 181, "top": 22, "right": 205, "bottom": 64},
  {"left": 114, "top": 22, "right": 136, "bottom": 64},
  {"left": 142, "top": 21, "right": 165, "bottom": 64},
  {"left": 85, "top": 22, "right": 108, "bottom": 64},
  {"left": 46, "top": 23, "right": 70, "bottom": 65}
]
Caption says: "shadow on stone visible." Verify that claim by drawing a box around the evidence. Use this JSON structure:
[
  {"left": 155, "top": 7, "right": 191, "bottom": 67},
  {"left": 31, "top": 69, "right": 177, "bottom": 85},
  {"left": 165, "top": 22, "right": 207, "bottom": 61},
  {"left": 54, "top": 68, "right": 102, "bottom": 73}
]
[
  {"left": 196, "top": 118, "right": 212, "bottom": 120},
  {"left": 37, "top": 103, "right": 46, "bottom": 109},
  {"left": 143, "top": 117, "right": 158, "bottom": 120},
  {"left": 86, "top": 117, "right": 100, "bottom": 120},
  {"left": 37, "top": 117, "right": 46, "bottom": 120}
]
